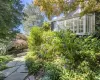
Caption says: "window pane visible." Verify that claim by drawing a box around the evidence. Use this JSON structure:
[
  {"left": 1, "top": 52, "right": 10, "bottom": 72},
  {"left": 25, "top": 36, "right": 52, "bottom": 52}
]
[
  {"left": 66, "top": 20, "right": 70, "bottom": 29},
  {"left": 73, "top": 19, "right": 78, "bottom": 33},
  {"left": 70, "top": 20, "right": 73, "bottom": 31},
  {"left": 79, "top": 18, "right": 83, "bottom": 33}
]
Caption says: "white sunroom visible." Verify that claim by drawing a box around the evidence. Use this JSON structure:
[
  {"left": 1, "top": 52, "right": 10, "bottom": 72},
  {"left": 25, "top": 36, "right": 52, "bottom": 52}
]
[{"left": 51, "top": 14, "right": 95, "bottom": 35}]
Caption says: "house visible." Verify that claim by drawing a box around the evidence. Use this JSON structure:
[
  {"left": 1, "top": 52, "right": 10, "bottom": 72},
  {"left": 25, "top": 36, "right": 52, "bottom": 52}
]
[{"left": 50, "top": 10, "right": 96, "bottom": 35}]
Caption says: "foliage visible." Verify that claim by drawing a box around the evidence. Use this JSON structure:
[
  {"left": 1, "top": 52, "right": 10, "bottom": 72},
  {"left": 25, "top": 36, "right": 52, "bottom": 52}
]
[
  {"left": 43, "top": 62, "right": 62, "bottom": 80},
  {"left": 39, "top": 31, "right": 62, "bottom": 60},
  {"left": 0, "top": 56, "right": 12, "bottom": 65},
  {"left": 58, "top": 30, "right": 79, "bottom": 54},
  {"left": 26, "top": 27, "right": 100, "bottom": 80},
  {"left": 0, "top": 43, "right": 7, "bottom": 55},
  {"left": 7, "top": 34, "right": 28, "bottom": 54},
  {"left": 22, "top": 3, "right": 44, "bottom": 34},
  {"left": 28, "top": 27, "right": 43, "bottom": 51},
  {"left": 42, "top": 22, "right": 51, "bottom": 31},
  {"left": 0, "top": 0, "right": 24, "bottom": 41},
  {"left": 26, "top": 53, "right": 43, "bottom": 74},
  {"left": 60, "top": 70, "right": 95, "bottom": 80},
  {"left": 34, "top": 0, "right": 100, "bottom": 18},
  {"left": 0, "top": 55, "right": 13, "bottom": 71}
]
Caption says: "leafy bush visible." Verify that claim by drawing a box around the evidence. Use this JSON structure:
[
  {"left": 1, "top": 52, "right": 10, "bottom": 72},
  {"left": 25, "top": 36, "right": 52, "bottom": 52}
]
[
  {"left": 60, "top": 70, "right": 95, "bottom": 80},
  {"left": 0, "top": 43, "right": 7, "bottom": 55},
  {"left": 0, "top": 56, "right": 12, "bottom": 64},
  {"left": 0, "top": 55, "right": 12, "bottom": 71},
  {"left": 41, "top": 57, "right": 66, "bottom": 80},
  {"left": 38, "top": 31, "right": 62, "bottom": 60},
  {"left": 26, "top": 27, "right": 100, "bottom": 80},
  {"left": 58, "top": 30, "right": 80, "bottom": 56},
  {"left": 56, "top": 30, "right": 82, "bottom": 69},
  {"left": 42, "top": 22, "right": 51, "bottom": 31},
  {"left": 44, "top": 62, "right": 62, "bottom": 80},
  {"left": 26, "top": 52, "right": 43, "bottom": 74},
  {"left": 79, "top": 37, "right": 100, "bottom": 66},
  {"left": 28, "top": 27, "right": 43, "bottom": 51}
]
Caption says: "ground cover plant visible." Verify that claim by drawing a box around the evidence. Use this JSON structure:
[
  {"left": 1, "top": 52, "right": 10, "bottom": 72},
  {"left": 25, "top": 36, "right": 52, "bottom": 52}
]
[
  {"left": 26, "top": 23, "right": 100, "bottom": 80},
  {"left": 0, "top": 55, "right": 13, "bottom": 71}
]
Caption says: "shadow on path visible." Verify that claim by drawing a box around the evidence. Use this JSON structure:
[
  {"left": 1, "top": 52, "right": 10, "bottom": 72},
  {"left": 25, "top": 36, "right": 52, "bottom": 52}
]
[{"left": 1, "top": 56, "right": 35, "bottom": 80}]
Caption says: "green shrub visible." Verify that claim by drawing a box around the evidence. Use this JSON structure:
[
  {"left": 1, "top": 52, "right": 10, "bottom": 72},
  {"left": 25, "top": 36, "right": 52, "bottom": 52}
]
[
  {"left": 28, "top": 30, "right": 63, "bottom": 61},
  {"left": 39, "top": 57, "right": 66, "bottom": 80},
  {"left": 26, "top": 59, "right": 42, "bottom": 75},
  {"left": 26, "top": 52, "right": 43, "bottom": 74},
  {"left": 0, "top": 65, "right": 8, "bottom": 71},
  {"left": 44, "top": 62, "right": 62, "bottom": 80},
  {"left": 57, "top": 30, "right": 80, "bottom": 54},
  {"left": 0, "top": 55, "right": 12, "bottom": 71},
  {"left": 0, "top": 43, "right": 7, "bottom": 55},
  {"left": 60, "top": 62, "right": 96, "bottom": 80},
  {"left": 57, "top": 30, "right": 82, "bottom": 68},
  {"left": 38, "top": 31, "right": 62, "bottom": 60},
  {"left": 60, "top": 70, "right": 95, "bottom": 80},
  {"left": 28, "top": 27, "right": 43, "bottom": 51},
  {"left": 42, "top": 31, "right": 56, "bottom": 44},
  {"left": 57, "top": 31, "right": 100, "bottom": 70},
  {"left": 0, "top": 56, "right": 12, "bottom": 64},
  {"left": 80, "top": 36, "right": 100, "bottom": 54},
  {"left": 79, "top": 36, "right": 100, "bottom": 69},
  {"left": 42, "top": 22, "right": 50, "bottom": 31},
  {"left": 52, "top": 56, "right": 66, "bottom": 67},
  {"left": 26, "top": 28, "right": 100, "bottom": 80}
]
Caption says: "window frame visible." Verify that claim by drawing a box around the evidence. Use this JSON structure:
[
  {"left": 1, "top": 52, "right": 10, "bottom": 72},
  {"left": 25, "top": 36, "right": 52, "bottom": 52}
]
[{"left": 52, "top": 14, "right": 95, "bottom": 35}]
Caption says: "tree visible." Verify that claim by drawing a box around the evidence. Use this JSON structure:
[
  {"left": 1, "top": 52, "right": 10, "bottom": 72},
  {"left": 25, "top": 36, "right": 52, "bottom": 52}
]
[
  {"left": 0, "top": 0, "right": 24, "bottom": 42},
  {"left": 22, "top": 4, "right": 44, "bottom": 34},
  {"left": 34, "top": 0, "right": 100, "bottom": 18}
]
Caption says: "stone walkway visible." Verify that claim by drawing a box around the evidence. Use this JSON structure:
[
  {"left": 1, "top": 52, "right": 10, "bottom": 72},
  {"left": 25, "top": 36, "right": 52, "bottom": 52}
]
[{"left": 1, "top": 56, "right": 35, "bottom": 80}]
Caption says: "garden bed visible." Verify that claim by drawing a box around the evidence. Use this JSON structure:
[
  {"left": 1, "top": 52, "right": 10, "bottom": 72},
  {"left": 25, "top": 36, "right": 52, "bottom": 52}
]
[{"left": 25, "top": 24, "right": 100, "bottom": 80}]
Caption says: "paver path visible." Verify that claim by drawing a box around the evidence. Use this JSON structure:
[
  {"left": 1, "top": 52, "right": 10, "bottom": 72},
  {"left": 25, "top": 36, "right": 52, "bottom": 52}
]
[{"left": 1, "top": 56, "right": 35, "bottom": 80}]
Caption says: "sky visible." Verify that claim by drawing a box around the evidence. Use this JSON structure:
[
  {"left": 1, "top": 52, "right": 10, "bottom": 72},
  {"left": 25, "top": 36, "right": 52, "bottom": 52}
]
[
  {"left": 19, "top": 0, "right": 33, "bottom": 34},
  {"left": 21, "top": 0, "right": 33, "bottom": 6}
]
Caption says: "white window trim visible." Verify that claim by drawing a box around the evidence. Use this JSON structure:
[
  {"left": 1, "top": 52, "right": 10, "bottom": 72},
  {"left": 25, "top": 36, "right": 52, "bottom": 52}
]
[
  {"left": 53, "top": 14, "right": 95, "bottom": 35},
  {"left": 83, "top": 15, "right": 86, "bottom": 34}
]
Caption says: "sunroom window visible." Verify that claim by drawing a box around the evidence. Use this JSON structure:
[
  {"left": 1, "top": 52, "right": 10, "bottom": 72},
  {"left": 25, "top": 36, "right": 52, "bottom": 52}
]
[
  {"left": 79, "top": 18, "right": 84, "bottom": 33},
  {"left": 66, "top": 20, "right": 70, "bottom": 29},
  {"left": 69, "top": 20, "right": 73, "bottom": 31},
  {"left": 53, "top": 14, "right": 95, "bottom": 35},
  {"left": 57, "top": 21, "right": 64, "bottom": 30},
  {"left": 65, "top": 17, "right": 84, "bottom": 34},
  {"left": 73, "top": 19, "right": 78, "bottom": 33}
]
